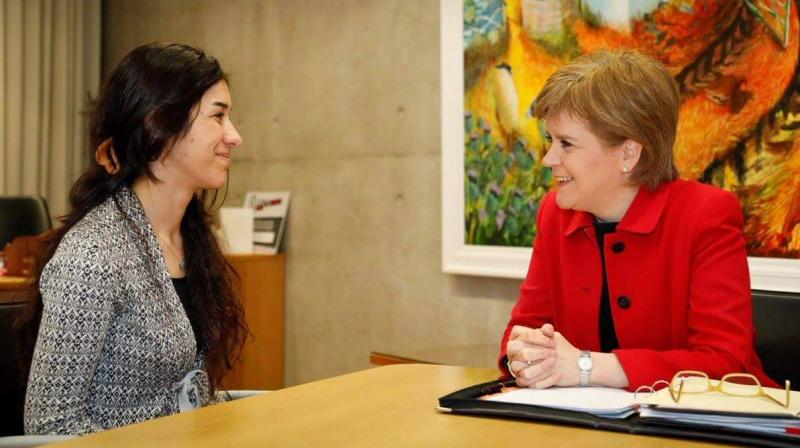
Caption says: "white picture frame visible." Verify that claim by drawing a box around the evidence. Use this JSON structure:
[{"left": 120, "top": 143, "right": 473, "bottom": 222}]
[{"left": 439, "top": 0, "right": 800, "bottom": 292}]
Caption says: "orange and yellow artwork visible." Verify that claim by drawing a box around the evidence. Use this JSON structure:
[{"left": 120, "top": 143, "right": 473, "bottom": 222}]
[{"left": 464, "top": 0, "right": 800, "bottom": 259}]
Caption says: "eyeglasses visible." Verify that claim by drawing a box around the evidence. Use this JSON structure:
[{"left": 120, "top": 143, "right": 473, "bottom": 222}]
[{"left": 667, "top": 370, "right": 791, "bottom": 409}]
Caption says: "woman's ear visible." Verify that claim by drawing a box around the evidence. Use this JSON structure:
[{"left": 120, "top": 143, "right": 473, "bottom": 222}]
[
  {"left": 95, "top": 138, "right": 120, "bottom": 175},
  {"left": 620, "top": 140, "right": 643, "bottom": 174}
]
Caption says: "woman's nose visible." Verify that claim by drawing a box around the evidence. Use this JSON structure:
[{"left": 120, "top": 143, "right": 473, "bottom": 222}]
[
  {"left": 225, "top": 121, "right": 243, "bottom": 148},
  {"left": 542, "top": 146, "right": 559, "bottom": 167}
]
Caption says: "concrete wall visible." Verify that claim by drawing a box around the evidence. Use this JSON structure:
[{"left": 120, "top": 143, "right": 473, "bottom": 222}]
[{"left": 103, "top": 0, "right": 520, "bottom": 386}]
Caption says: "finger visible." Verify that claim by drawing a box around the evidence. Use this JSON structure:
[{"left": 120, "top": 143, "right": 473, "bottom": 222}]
[
  {"left": 507, "top": 340, "right": 536, "bottom": 362},
  {"left": 540, "top": 323, "right": 555, "bottom": 338},
  {"left": 532, "top": 372, "right": 560, "bottom": 390},
  {"left": 517, "top": 368, "right": 554, "bottom": 388},
  {"left": 514, "top": 330, "right": 554, "bottom": 348},
  {"left": 508, "top": 359, "right": 544, "bottom": 375},
  {"left": 509, "top": 325, "right": 535, "bottom": 341},
  {"left": 510, "top": 347, "right": 553, "bottom": 364},
  {"left": 508, "top": 360, "right": 528, "bottom": 378},
  {"left": 519, "top": 356, "right": 556, "bottom": 381},
  {"left": 506, "top": 339, "right": 528, "bottom": 358},
  {"left": 523, "top": 355, "right": 555, "bottom": 380},
  {"left": 509, "top": 356, "right": 547, "bottom": 379}
]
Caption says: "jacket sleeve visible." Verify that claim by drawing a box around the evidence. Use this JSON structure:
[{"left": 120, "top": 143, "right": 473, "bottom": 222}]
[
  {"left": 25, "top": 249, "right": 119, "bottom": 435},
  {"left": 613, "top": 191, "right": 768, "bottom": 390},
  {"left": 497, "top": 194, "right": 555, "bottom": 375}
]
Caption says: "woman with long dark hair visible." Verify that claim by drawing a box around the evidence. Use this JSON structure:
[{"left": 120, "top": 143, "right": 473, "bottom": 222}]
[{"left": 22, "top": 42, "right": 248, "bottom": 435}]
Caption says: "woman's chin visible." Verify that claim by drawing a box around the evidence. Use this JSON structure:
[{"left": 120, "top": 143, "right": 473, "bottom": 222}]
[
  {"left": 200, "top": 176, "right": 227, "bottom": 191},
  {"left": 554, "top": 192, "right": 572, "bottom": 210}
]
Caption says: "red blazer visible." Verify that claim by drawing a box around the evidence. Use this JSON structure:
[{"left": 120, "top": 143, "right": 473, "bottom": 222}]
[{"left": 499, "top": 179, "right": 776, "bottom": 390}]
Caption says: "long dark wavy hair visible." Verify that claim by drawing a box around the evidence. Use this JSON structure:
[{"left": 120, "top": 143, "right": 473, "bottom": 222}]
[{"left": 17, "top": 42, "right": 248, "bottom": 392}]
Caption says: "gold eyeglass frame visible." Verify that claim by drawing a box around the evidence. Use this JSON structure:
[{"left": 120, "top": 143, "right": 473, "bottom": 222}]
[{"left": 668, "top": 370, "right": 791, "bottom": 409}]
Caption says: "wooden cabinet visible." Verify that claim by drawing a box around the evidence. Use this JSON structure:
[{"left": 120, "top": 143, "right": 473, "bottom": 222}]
[
  {"left": 369, "top": 344, "right": 499, "bottom": 370},
  {"left": 0, "top": 277, "right": 31, "bottom": 302},
  {"left": 224, "top": 254, "right": 285, "bottom": 390}
]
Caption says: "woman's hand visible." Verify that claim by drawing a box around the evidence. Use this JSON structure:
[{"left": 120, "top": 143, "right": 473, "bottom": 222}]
[
  {"left": 506, "top": 324, "right": 557, "bottom": 387},
  {"left": 546, "top": 331, "right": 581, "bottom": 387},
  {"left": 509, "top": 327, "right": 629, "bottom": 389},
  {"left": 506, "top": 324, "right": 583, "bottom": 389}
]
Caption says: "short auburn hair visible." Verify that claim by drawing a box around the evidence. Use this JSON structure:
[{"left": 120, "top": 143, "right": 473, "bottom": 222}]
[{"left": 533, "top": 49, "right": 680, "bottom": 190}]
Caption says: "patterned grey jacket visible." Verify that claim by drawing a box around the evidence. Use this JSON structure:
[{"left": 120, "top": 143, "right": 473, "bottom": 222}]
[{"left": 25, "top": 187, "right": 216, "bottom": 435}]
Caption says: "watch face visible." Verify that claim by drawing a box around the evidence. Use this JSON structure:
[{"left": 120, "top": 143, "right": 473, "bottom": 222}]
[{"left": 578, "top": 356, "right": 593, "bottom": 371}]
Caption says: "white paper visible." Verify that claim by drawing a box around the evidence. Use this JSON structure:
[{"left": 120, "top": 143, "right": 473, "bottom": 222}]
[
  {"left": 485, "top": 386, "right": 637, "bottom": 418},
  {"left": 219, "top": 207, "right": 254, "bottom": 254}
]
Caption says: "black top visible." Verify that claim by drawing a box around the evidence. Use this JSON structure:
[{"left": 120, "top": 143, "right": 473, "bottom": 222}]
[
  {"left": 593, "top": 221, "right": 620, "bottom": 352},
  {"left": 171, "top": 277, "right": 199, "bottom": 346}
]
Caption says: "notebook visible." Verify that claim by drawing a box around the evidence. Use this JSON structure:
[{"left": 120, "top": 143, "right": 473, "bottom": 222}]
[
  {"left": 483, "top": 386, "right": 637, "bottom": 419},
  {"left": 438, "top": 378, "right": 800, "bottom": 447},
  {"left": 635, "top": 380, "right": 800, "bottom": 438}
]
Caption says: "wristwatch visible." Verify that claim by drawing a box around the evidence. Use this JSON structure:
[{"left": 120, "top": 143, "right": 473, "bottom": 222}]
[{"left": 577, "top": 350, "right": 593, "bottom": 387}]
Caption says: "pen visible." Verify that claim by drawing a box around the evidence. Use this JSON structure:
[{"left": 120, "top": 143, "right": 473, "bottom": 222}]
[{"left": 479, "top": 378, "right": 518, "bottom": 395}]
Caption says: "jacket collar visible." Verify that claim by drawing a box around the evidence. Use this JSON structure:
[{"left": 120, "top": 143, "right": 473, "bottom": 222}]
[
  {"left": 113, "top": 185, "right": 173, "bottom": 281},
  {"left": 564, "top": 181, "right": 672, "bottom": 236}
]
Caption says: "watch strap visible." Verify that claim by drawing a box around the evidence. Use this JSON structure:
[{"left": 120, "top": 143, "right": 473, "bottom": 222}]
[{"left": 579, "top": 350, "right": 591, "bottom": 387}]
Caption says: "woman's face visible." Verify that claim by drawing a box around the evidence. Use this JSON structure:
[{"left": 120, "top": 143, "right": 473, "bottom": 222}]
[
  {"left": 542, "top": 112, "right": 632, "bottom": 219},
  {"left": 160, "top": 81, "right": 242, "bottom": 190}
]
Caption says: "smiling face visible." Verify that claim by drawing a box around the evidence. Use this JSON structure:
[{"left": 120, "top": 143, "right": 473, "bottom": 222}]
[
  {"left": 160, "top": 81, "right": 242, "bottom": 190},
  {"left": 542, "top": 112, "right": 640, "bottom": 221}
]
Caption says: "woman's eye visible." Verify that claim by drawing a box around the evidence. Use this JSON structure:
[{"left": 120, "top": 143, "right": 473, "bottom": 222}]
[{"left": 560, "top": 140, "right": 572, "bottom": 148}]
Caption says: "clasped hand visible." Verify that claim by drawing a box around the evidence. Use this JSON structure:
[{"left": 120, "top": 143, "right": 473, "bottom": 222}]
[{"left": 506, "top": 324, "right": 581, "bottom": 389}]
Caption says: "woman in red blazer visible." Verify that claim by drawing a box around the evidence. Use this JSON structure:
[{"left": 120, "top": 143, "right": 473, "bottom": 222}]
[{"left": 500, "top": 49, "right": 776, "bottom": 391}]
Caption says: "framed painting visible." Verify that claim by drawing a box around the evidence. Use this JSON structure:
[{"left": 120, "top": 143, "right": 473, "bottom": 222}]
[{"left": 441, "top": 0, "right": 800, "bottom": 292}]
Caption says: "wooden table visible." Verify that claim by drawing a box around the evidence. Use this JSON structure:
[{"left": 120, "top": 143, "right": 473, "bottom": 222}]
[
  {"left": 0, "top": 276, "right": 31, "bottom": 304},
  {"left": 51, "top": 365, "right": 724, "bottom": 447}
]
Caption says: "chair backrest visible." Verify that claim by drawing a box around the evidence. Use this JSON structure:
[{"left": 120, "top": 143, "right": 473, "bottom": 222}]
[
  {"left": 0, "top": 197, "right": 52, "bottom": 249},
  {"left": 752, "top": 290, "right": 800, "bottom": 389},
  {"left": 0, "top": 300, "right": 27, "bottom": 436}
]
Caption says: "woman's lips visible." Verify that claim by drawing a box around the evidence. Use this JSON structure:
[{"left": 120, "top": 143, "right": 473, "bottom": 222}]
[{"left": 555, "top": 175, "right": 573, "bottom": 186}]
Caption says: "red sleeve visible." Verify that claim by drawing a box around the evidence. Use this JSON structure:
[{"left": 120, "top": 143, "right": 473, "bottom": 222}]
[
  {"left": 497, "top": 194, "right": 555, "bottom": 375},
  {"left": 613, "top": 191, "right": 774, "bottom": 390}
]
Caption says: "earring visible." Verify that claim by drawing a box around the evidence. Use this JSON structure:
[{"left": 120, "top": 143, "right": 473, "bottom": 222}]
[{"left": 622, "top": 165, "right": 630, "bottom": 173}]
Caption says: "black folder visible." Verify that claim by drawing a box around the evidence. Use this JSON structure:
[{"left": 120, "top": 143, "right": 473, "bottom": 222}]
[{"left": 438, "top": 379, "right": 800, "bottom": 448}]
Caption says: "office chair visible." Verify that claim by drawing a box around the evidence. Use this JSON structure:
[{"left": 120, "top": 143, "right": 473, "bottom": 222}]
[
  {"left": 0, "top": 196, "right": 52, "bottom": 249},
  {"left": 752, "top": 290, "right": 800, "bottom": 389},
  {"left": 0, "top": 299, "right": 74, "bottom": 447},
  {"left": 0, "top": 300, "right": 26, "bottom": 437}
]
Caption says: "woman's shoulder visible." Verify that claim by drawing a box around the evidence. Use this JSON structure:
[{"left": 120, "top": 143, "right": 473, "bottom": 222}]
[
  {"left": 46, "top": 196, "right": 134, "bottom": 278},
  {"left": 658, "top": 179, "right": 744, "bottom": 234},
  {"left": 664, "top": 179, "right": 740, "bottom": 211},
  {"left": 62, "top": 198, "right": 129, "bottom": 252}
]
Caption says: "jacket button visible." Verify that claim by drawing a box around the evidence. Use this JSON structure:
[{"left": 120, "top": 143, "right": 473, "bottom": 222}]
[
  {"left": 612, "top": 242, "right": 625, "bottom": 253},
  {"left": 617, "top": 296, "right": 631, "bottom": 309}
]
